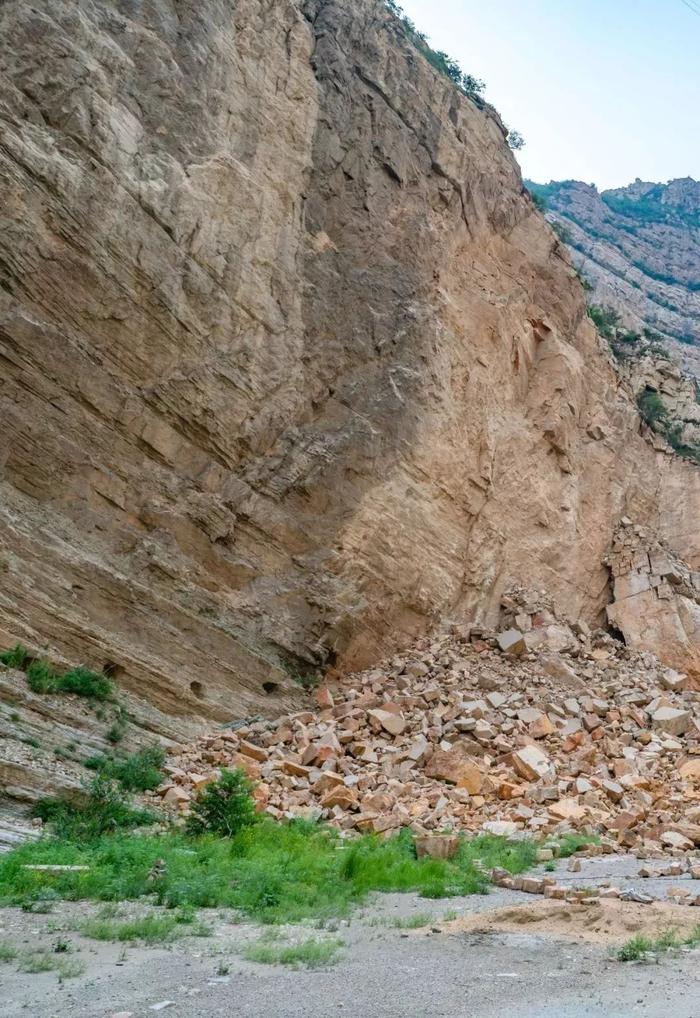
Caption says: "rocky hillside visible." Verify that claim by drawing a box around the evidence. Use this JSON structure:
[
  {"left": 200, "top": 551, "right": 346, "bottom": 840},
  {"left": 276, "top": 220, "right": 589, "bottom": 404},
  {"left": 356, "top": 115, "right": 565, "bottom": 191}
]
[
  {"left": 526, "top": 178, "right": 700, "bottom": 379},
  {"left": 1, "top": 0, "right": 700, "bottom": 814}
]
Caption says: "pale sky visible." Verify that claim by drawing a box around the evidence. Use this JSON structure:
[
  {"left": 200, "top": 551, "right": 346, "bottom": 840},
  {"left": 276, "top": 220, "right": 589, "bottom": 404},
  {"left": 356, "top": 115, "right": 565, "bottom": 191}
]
[{"left": 399, "top": 0, "right": 700, "bottom": 190}]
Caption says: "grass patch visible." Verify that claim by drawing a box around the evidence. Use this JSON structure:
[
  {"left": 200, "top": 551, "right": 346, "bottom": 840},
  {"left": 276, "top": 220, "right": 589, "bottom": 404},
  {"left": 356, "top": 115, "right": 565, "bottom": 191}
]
[
  {"left": 391, "top": 912, "right": 433, "bottom": 929},
  {"left": 554, "top": 833, "right": 598, "bottom": 858},
  {"left": 81, "top": 915, "right": 183, "bottom": 945},
  {"left": 0, "top": 644, "right": 30, "bottom": 669},
  {"left": 84, "top": 746, "right": 166, "bottom": 792},
  {"left": 18, "top": 950, "right": 86, "bottom": 979},
  {"left": 56, "top": 957, "right": 86, "bottom": 979},
  {"left": 0, "top": 820, "right": 539, "bottom": 925},
  {"left": 616, "top": 925, "right": 700, "bottom": 961},
  {"left": 59, "top": 667, "right": 112, "bottom": 700},
  {"left": 32, "top": 776, "right": 158, "bottom": 841},
  {"left": 243, "top": 936, "right": 343, "bottom": 968},
  {"left": 0, "top": 941, "right": 18, "bottom": 961}
]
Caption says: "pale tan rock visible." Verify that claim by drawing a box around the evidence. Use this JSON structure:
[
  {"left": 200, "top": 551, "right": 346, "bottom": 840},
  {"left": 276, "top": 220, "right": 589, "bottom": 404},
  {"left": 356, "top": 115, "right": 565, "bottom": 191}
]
[
  {"left": 414, "top": 834, "right": 460, "bottom": 860},
  {"left": 530, "top": 714, "right": 555, "bottom": 739},
  {"left": 651, "top": 707, "right": 691, "bottom": 736},
  {"left": 367, "top": 709, "right": 406, "bottom": 737},
  {"left": 678, "top": 759, "right": 700, "bottom": 781},
  {"left": 512, "top": 746, "right": 551, "bottom": 781},
  {"left": 238, "top": 741, "right": 268, "bottom": 763},
  {"left": 549, "top": 798, "right": 586, "bottom": 821},
  {"left": 320, "top": 786, "right": 359, "bottom": 811}
]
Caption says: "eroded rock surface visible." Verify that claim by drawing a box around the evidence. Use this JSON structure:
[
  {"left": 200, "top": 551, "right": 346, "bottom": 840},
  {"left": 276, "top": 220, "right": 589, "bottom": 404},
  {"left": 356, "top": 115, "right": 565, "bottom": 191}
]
[
  {"left": 0, "top": 0, "right": 699, "bottom": 748},
  {"left": 607, "top": 521, "right": 700, "bottom": 684},
  {"left": 532, "top": 178, "right": 700, "bottom": 379}
]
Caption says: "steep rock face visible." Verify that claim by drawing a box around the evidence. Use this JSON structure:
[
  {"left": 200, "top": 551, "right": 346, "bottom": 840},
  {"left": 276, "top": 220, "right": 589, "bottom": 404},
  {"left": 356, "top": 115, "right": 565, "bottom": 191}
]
[
  {"left": 626, "top": 353, "right": 700, "bottom": 458},
  {"left": 530, "top": 178, "right": 700, "bottom": 379},
  {"left": 608, "top": 521, "right": 700, "bottom": 684},
  {"left": 0, "top": 0, "right": 699, "bottom": 762}
]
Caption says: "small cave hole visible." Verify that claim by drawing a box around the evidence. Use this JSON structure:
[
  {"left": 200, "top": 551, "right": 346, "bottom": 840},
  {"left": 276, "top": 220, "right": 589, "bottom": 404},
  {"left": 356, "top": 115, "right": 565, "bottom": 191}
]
[
  {"left": 262, "top": 681, "right": 279, "bottom": 695},
  {"left": 103, "top": 660, "right": 125, "bottom": 680},
  {"left": 190, "top": 680, "right": 205, "bottom": 699},
  {"left": 607, "top": 624, "right": 626, "bottom": 645}
]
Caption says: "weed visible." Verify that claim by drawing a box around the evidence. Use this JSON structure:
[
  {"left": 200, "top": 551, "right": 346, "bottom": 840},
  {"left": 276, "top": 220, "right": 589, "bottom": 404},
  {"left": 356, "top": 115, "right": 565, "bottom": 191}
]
[
  {"left": 544, "top": 860, "right": 556, "bottom": 872},
  {"left": 97, "top": 902, "right": 122, "bottom": 918},
  {"left": 17, "top": 949, "right": 85, "bottom": 979},
  {"left": 0, "top": 941, "right": 18, "bottom": 961},
  {"left": 59, "top": 667, "right": 112, "bottom": 700},
  {"left": 106, "top": 722, "right": 125, "bottom": 744},
  {"left": 21, "top": 888, "right": 61, "bottom": 913},
  {"left": 19, "top": 951, "right": 58, "bottom": 973},
  {"left": 52, "top": 937, "right": 71, "bottom": 953},
  {"left": 21, "top": 655, "right": 113, "bottom": 700},
  {"left": 10, "top": 711, "right": 21, "bottom": 722},
  {"left": 442, "top": 910, "right": 458, "bottom": 922},
  {"left": 81, "top": 915, "right": 182, "bottom": 945},
  {"left": 57, "top": 957, "right": 85, "bottom": 979},
  {"left": 554, "top": 834, "right": 598, "bottom": 859},
  {"left": 391, "top": 912, "right": 433, "bottom": 929},
  {"left": 243, "top": 936, "right": 343, "bottom": 968},
  {"left": 26, "top": 660, "right": 59, "bottom": 694},
  {"left": 616, "top": 934, "right": 654, "bottom": 961},
  {"left": 215, "top": 961, "right": 231, "bottom": 976},
  {"left": 0, "top": 644, "right": 29, "bottom": 669},
  {"left": 84, "top": 746, "right": 166, "bottom": 793},
  {"left": 616, "top": 925, "right": 700, "bottom": 962}
]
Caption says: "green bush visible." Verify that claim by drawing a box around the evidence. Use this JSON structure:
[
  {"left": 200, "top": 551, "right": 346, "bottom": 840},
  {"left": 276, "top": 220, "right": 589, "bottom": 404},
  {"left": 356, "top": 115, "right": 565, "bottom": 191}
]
[
  {"left": 26, "top": 660, "right": 58, "bottom": 694},
  {"left": 587, "top": 304, "right": 621, "bottom": 339},
  {"left": 0, "top": 644, "right": 29, "bottom": 669},
  {"left": 84, "top": 746, "right": 166, "bottom": 792},
  {"left": 637, "top": 388, "right": 668, "bottom": 429},
  {"left": 186, "top": 768, "right": 257, "bottom": 838},
  {"left": 32, "top": 776, "right": 157, "bottom": 842},
  {"left": 59, "top": 667, "right": 112, "bottom": 700}
]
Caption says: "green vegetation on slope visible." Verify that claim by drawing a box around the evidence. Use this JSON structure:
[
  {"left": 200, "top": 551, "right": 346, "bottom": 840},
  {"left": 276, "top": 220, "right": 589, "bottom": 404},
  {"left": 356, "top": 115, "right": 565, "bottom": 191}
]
[
  {"left": 384, "top": 0, "right": 485, "bottom": 99},
  {"left": 84, "top": 746, "right": 166, "bottom": 793},
  {"left": 0, "top": 644, "right": 113, "bottom": 700},
  {"left": 616, "top": 925, "right": 700, "bottom": 961}
]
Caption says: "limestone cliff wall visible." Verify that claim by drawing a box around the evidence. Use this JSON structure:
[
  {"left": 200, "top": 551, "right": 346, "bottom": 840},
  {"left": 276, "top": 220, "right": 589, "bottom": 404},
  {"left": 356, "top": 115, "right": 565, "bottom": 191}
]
[{"left": 1, "top": 0, "right": 699, "bottom": 746}]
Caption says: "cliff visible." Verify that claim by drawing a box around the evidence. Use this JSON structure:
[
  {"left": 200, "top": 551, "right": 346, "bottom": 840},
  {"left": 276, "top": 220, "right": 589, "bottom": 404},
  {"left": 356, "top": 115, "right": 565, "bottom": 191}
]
[
  {"left": 1, "top": 0, "right": 700, "bottom": 822},
  {"left": 527, "top": 178, "right": 700, "bottom": 379}
]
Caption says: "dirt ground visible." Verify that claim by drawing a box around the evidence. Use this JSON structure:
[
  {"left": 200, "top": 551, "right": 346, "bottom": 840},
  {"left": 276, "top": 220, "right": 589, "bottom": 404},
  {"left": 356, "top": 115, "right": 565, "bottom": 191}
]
[{"left": 3, "top": 854, "right": 700, "bottom": 1018}]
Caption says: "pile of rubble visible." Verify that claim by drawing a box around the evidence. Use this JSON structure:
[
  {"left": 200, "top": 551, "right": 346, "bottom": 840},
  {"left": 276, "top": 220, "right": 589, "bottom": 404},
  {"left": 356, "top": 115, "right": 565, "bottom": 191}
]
[{"left": 152, "top": 589, "right": 700, "bottom": 855}]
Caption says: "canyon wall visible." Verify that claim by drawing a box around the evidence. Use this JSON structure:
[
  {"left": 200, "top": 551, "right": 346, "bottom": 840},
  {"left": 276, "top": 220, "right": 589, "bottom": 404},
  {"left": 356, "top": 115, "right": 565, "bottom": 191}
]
[
  {"left": 1, "top": 0, "right": 700, "bottom": 762},
  {"left": 529, "top": 178, "right": 700, "bottom": 380}
]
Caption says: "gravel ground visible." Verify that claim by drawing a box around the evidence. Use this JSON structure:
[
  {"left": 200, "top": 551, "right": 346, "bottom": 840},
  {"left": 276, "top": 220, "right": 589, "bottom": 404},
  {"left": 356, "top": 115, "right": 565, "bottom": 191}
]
[{"left": 2, "top": 854, "right": 700, "bottom": 1018}]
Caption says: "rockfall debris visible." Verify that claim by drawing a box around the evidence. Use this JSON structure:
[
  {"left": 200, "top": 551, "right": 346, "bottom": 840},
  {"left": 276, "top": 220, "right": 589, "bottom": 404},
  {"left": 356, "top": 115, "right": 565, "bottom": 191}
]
[{"left": 152, "top": 588, "right": 700, "bottom": 865}]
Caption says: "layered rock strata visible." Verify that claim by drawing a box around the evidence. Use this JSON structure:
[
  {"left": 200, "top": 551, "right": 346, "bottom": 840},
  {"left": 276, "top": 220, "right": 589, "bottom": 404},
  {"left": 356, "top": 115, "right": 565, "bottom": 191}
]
[{"left": 0, "top": 0, "right": 699, "bottom": 752}]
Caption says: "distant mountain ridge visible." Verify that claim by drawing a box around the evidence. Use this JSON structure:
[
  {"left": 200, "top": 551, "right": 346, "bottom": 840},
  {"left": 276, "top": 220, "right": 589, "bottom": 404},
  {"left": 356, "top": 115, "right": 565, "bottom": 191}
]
[{"left": 527, "top": 177, "right": 700, "bottom": 379}]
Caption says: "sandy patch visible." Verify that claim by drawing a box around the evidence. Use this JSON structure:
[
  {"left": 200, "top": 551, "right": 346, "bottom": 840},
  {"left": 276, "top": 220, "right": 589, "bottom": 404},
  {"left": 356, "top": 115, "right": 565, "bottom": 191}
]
[{"left": 437, "top": 899, "right": 700, "bottom": 946}]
